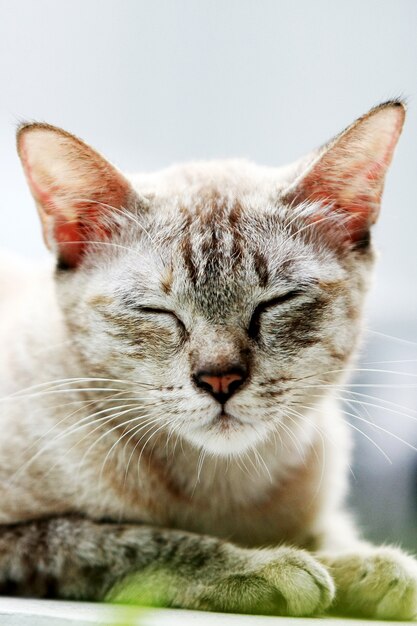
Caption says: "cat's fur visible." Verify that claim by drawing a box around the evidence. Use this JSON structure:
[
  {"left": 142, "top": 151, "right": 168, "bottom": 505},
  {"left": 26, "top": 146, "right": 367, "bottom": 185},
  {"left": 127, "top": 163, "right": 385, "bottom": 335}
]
[{"left": 1, "top": 101, "right": 417, "bottom": 618}]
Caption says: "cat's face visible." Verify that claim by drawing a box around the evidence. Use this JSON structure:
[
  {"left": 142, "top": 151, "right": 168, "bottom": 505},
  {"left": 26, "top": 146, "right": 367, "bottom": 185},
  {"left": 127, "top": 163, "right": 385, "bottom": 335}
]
[
  {"left": 17, "top": 102, "right": 405, "bottom": 456},
  {"left": 56, "top": 179, "right": 368, "bottom": 456}
]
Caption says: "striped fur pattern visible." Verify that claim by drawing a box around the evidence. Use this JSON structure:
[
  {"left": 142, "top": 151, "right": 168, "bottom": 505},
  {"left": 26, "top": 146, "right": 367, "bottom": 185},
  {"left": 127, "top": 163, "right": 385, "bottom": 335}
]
[{"left": 1, "top": 101, "right": 417, "bottom": 618}]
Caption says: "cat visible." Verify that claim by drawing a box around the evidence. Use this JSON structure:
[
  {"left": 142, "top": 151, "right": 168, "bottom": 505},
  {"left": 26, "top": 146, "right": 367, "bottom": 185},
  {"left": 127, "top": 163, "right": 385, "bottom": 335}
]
[{"left": 0, "top": 100, "right": 416, "bottom": 619}]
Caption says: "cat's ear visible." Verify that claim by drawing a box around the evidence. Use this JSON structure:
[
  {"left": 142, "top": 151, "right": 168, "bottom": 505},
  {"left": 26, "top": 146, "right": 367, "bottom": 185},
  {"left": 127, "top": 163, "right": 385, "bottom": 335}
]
[
  {"left": 17, "top": 123, "right": 136, "bottom": 269},
  {"left": 282, "top": 101, "right": 405, "bottom": 247}
]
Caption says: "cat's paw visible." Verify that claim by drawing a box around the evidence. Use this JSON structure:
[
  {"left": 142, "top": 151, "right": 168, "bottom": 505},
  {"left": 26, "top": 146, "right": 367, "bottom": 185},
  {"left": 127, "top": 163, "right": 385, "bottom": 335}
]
[
  {"left": 320, "top": 546, "right": 417, "bottom": 619},
  {"left": 107, "top": 546, "right": 335, "bottom": 616},
  {"left": 203, "top": 546, "right": 335, "bottom": 616}
]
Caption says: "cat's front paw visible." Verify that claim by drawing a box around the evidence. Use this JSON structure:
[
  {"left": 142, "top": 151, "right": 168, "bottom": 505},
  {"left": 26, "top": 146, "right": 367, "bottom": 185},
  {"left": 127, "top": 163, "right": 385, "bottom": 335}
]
[
  {"left": 215, "top": 547, "right": 335, "bottom": 616},
  {"left": 320, "top": 547, "right": 417, "bottom": 619},
  {"left": 107, "top": 546, "right": 335, "bottom": 617}
]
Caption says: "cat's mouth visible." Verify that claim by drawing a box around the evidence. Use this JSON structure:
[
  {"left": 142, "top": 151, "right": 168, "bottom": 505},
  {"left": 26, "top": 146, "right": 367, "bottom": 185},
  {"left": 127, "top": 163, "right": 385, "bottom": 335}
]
[
  {"left": 186, "top": 407, "right": 268, "bottom": 455},
  {"left": 215, "top": 410, "right": 243, "bottom": 428}
]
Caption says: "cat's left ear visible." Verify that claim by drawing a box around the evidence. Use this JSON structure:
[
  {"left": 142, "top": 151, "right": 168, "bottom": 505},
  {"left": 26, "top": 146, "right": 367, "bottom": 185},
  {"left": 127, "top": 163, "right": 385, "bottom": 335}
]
[
  {"left": 17, "top": 123, "right": 137, "bottom": 269},
  {"left": 282, "top": 101, "right": 405, "bottom": 247}
]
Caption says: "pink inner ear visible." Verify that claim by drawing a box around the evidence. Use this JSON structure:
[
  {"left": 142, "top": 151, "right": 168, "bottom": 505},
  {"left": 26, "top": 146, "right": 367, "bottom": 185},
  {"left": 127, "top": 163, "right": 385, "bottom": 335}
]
[
  {"left": 54, "top": 220, "right": 85, "bottom": 269},
  {"left": 52, "top": 201, "right": 122, "bottom": 269},
  {"left": 284, "top": 104, "right": 405, "bottom": 246},
  {"left": 296, "top": 164, "right": 380, "bottom": 241},
  {"left": 289, "top": 156, "right": 393, "bottom": 245},
  {"left": 20, "top": 145, "right": 83, "bottom": 264},
  {"left": 19, "top": 129, "right": 131, "bottom": 269}
]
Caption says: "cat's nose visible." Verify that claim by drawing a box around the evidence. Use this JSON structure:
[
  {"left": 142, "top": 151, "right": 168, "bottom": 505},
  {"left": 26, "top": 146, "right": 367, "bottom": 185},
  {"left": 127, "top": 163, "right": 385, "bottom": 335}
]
[{"left": 194, "top": 367, "right": 247, "bottom": 404}]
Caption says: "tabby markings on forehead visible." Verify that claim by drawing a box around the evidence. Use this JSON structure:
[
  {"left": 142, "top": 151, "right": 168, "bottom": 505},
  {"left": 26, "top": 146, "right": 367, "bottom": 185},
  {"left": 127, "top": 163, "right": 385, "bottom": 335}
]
[
  {"left": 252, "top": 250, "right": 269, "bottom": 287},
  {"left": 178, "top": 200, "right": 273, "bottom": 289},
  {"left": 180, "top": 210, "right": 198, "bottom": 285}
]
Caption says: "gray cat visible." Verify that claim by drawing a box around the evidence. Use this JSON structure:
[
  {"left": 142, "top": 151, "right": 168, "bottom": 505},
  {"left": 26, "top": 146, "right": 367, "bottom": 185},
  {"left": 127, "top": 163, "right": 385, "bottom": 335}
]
[{"left": 1, "top": 101, "right": 416, "bottom": 618}]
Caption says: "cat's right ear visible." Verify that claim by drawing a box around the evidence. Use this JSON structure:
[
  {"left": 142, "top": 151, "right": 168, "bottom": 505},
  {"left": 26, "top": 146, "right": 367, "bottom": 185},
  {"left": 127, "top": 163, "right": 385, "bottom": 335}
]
[{"left": 17, "top": 123, "right": 137, "bottom": 269}]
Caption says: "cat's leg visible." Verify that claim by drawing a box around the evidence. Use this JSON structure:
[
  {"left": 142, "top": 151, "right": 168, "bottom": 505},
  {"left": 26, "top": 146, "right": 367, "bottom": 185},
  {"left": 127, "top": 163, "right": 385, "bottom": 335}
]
[
  {"left": 0, "top": 517, "right": 334, "bottom": 616},
  {"left": 316, "top": 515, "right": 417, "bottom": 619}
]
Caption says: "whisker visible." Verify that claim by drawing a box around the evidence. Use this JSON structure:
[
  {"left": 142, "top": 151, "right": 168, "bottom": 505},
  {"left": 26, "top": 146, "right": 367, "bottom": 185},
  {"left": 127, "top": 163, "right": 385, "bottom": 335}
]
[
  {"left": 192, "top": 446, "right": 208, "bottom": 491},
  {"left": 343, "top": 410, "right": 417, "bottom": 455},
  {"left": 8, "top": 397, "right": 165, "bottom": 489},
  {"left": 136, "top": 419, "right": 175, "bottom": 475},
  {"left": 241, "top": 449, "right": 262, "bottom": 478},
  {"left": 75, "top": 409, "right": 163, "bottom": 479},
  {"left": 337, "top": 388, "right": 417, "bottom": 415},
  {"left": 276, "top": 418, "right": 305, "bottom": 460},
  {"left": 291, "top": 367, "right": 417, "bottom": 387},
  {"left": 365, "top": 329, "right": 417, "bottom": 347},
  {"left": 335, "top": 418, "right": 392, "bottom": 463},
  {"left": 0, "top": 376, "right": 142, "bottom": 402},
  {"left": 329, "top": 394, "right": 417, "bottom": 423},
  {"left": 53, "top": 238, "right": 151, "bottom": 260},
  {"left": 360, "top": 359, "right": 417, "bottom": 366},
  {"left": 251, "top": 444, "right": 272, "bottom": 482},
  {"left": 289, "top": 212, "right": 353, "bottom": 240},
  {"left": 15, "top": 390, "right": 131, "bottom": 463},
  {"left": 300, "top": 402, "right": 392, "bottom": 464},
  {"left": 98, "top": 414, "right": 165, "bottom": 486},
  {"left": 288, "top": 403, "right": 356, "bottom": 480},
  {"left": 75, "top": 198, "right": 164, "bottom": 260},
  {"left": 121, "top": 415, "right": 167, "bottom": 491},
  {"left": 7, "top": 402, "right": 141, "bottom": 487},
  {"left": 284, "top": 407, "right": 329, "bottom": 493},
  {"left": 49, "top": 412, "right": 159, "bottom": 483},
  {"left": 292, "top": 381, "right": 417, "bottom": 390}
]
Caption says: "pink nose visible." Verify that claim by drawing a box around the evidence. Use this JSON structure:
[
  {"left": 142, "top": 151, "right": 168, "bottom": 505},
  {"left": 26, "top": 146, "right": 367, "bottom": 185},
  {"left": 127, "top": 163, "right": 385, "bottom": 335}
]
[
  {"left": 194, "top": 368, "right": 247, "bottom": 403},
  {"left": 199, "top": 372, "right": 242, "bottom": 395}
]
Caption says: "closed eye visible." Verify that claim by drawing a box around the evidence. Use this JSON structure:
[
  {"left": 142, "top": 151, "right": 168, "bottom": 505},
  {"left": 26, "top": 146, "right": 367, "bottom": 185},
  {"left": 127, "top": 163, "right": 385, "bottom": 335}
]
[
  {"left": 248, "top": 290, "right": 303, "bottom": 338},
  {"left": 139, "top": 307, "right": 187, "bottom": 334}
]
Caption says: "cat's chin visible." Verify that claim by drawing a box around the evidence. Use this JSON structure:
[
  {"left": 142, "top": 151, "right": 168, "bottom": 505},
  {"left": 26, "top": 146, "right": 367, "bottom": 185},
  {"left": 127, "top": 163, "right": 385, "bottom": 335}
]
[{"left": 184, "top": 414, "right": 269, "bottom": 456}]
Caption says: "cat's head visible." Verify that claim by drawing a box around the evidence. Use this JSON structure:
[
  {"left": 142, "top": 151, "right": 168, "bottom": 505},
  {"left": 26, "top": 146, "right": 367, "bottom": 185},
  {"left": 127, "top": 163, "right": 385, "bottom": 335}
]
[{"left": 17, "top": 102, "right": 405, "bottom": 456}]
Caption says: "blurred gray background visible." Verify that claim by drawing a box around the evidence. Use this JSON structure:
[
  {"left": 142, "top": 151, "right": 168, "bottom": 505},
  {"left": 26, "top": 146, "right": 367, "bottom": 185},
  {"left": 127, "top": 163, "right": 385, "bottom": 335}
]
[{"left": 1, "top": 0, "right": 416, "bottom": 549}]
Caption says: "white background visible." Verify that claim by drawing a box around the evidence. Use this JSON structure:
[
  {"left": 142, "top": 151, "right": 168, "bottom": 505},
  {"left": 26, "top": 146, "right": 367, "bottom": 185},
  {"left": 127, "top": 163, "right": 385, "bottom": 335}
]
[{"left": 1, "top": 0, "right": 416, "bottom": 547}]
